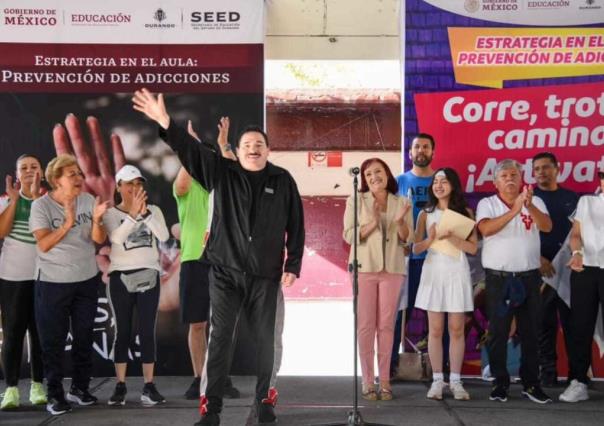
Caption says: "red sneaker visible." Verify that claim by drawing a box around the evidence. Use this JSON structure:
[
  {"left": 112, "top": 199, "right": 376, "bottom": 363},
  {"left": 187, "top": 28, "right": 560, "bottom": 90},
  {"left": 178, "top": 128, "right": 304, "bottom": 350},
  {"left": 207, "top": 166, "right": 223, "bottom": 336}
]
[
  {"left": 261, "top": 387, "right": 279, "bottom": 407},
  {"left": 198, "top": 395, "right": 208, "bottom": 415}
]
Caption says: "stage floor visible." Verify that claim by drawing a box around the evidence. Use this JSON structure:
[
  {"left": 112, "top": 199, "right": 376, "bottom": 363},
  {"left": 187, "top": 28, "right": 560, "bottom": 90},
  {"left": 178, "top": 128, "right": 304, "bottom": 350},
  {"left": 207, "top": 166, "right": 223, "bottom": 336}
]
[{"left": 2, "top": 376, "right": 603, "bottom": 425}]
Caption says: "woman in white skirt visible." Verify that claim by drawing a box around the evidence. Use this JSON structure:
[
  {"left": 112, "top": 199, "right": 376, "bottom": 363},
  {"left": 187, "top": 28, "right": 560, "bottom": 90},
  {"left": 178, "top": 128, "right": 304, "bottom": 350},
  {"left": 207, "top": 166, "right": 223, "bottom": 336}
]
[{"left": 413, "top": 168, "right": 477, "bottom": 401}]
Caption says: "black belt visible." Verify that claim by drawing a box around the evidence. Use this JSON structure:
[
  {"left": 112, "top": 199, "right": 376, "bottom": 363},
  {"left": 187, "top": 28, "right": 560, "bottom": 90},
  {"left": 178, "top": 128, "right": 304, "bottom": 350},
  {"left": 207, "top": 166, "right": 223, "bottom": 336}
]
[{"left": 485, "top": 268, "right": 539, "bottom": 278}]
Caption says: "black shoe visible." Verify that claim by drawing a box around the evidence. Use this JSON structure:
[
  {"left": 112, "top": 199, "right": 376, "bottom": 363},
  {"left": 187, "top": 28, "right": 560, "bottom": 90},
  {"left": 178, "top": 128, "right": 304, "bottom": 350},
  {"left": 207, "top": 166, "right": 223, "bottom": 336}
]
[
  {"left": 223, "top": 377, "right": 240, "bottom": 399},
  {"left": 141, "top": 382, "right": 165, "bottom": 406},
  {"left": 108, "top": 382, "right": 127, "bottom": 406},
  {"left": 46, "top": 394, "right": 72, "bottom": 415},
  {"left": 522, "top": 386, "right": 552, "bottom": 404},
  {"left": 66, "top": 386, "right": 98, "bottom": 406},
  {"left": 185, "top": 377, "right": 201, "bottom": 400},
  {"left": 489, "top": 384, "right": 508, "bottom": 402},
  {"left": 194, "top": 412, "right": 221, "bottom": 426},
  {"left": 257, "top": 401, "right": 277, "bottom": 424}
]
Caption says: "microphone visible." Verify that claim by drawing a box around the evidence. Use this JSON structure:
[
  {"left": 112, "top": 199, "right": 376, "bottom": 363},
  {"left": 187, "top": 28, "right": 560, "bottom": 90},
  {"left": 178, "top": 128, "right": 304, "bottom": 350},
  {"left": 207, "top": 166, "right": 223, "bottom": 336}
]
[{"left": 349, "top": 167, "right": 360, "bottom": 176}]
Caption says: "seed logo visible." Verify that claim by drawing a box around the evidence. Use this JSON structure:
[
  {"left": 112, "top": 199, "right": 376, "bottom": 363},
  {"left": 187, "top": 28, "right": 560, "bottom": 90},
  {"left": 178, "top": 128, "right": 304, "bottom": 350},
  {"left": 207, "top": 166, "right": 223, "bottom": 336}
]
[{"left": 190, "top": 10, "right": 241, "bottom": 31}]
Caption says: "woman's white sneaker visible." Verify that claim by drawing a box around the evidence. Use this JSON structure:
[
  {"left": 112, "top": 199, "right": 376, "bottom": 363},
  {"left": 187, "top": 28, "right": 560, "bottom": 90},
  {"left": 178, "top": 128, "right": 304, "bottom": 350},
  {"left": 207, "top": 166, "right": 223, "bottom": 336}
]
[
  {"left": 449, "top": 381, "right": 470, "bottom": 400},
  {"left": 559, "top": 379, "right": 589, "bottom": 403},
  {"left": 427, "top": 380, "right": 447, "bottom": 400}
]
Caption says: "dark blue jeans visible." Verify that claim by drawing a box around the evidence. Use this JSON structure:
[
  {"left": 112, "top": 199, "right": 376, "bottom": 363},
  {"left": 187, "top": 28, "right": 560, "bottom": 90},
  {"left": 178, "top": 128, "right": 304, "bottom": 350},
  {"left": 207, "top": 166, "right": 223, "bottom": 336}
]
[{"left": 35, "top": 275, "right": 99, "bottom": 398}]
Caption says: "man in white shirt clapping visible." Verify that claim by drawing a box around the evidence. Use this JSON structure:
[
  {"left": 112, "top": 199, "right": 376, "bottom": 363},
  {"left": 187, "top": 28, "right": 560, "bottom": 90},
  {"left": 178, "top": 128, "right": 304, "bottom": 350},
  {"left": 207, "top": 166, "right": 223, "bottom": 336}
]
[{"left": 476, "top": 159, "right": 553, "bottom": 404}]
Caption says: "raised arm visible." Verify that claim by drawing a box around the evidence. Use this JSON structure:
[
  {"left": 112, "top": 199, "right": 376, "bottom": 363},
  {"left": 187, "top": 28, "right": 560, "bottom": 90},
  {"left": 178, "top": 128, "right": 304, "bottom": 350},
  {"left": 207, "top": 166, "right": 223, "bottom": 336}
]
[
  {"left": 217, "top": 116, "right": 237, "bottom": 161},
  {"left": 132, "top": 89, "right": 222, "bottom": 191},
  {"left": 132, "top": 88, "right": 170, "bottom": 129}
]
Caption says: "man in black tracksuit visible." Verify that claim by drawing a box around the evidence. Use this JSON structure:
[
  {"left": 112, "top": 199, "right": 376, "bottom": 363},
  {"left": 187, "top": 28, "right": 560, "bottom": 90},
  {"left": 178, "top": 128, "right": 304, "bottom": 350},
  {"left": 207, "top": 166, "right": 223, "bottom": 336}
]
[{"left": 133, "top": 89, "right": 304, "bottom": 426}]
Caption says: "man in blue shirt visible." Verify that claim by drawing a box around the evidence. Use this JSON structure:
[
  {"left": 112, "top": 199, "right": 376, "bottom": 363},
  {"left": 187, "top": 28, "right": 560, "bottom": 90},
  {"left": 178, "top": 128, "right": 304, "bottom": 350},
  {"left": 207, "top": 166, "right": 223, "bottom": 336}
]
[
  {"left": 532, "top": 152, "right": 578, "bottom": 387},
  {"left": 390, "top": 133, "right": 435, "bottom": 376}
]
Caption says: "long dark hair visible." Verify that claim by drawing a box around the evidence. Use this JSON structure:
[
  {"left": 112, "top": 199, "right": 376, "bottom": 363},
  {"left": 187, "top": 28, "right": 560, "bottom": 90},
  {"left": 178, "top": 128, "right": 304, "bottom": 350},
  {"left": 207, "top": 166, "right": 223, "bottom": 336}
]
[
  {"left": 359, "top": 158, "right": 398, "bottom": 194},
  {"left": 425, "top": 167, "right": 471, "bottom": 218}
]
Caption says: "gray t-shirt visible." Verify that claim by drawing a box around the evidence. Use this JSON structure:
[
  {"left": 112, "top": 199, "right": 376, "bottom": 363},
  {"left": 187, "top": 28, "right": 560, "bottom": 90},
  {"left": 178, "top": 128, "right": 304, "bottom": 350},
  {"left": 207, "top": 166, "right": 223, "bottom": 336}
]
[{"left": 29, "top": 192, "right": 99, "bottom": 283}]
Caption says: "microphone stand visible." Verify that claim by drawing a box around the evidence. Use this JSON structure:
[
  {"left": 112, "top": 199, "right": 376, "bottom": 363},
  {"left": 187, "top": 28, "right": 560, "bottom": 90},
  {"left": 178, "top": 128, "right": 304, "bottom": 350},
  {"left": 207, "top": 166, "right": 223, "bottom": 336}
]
[{"left": 313, "top": 167, "right": 393, "bottom": 426}]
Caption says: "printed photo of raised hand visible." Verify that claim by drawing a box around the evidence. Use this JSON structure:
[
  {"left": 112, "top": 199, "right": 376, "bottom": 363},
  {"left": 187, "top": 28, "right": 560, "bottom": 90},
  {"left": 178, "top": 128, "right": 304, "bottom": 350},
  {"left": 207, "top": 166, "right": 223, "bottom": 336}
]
[{"left": 53, "top": 114, "right": 126, "bottom": 203}]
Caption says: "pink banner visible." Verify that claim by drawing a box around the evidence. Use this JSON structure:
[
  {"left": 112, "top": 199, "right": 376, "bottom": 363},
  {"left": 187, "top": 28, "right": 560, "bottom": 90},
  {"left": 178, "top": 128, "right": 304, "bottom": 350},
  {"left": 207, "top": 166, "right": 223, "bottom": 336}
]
[{"left": 415, "top": 82, "right": 604, "bottom": 193}]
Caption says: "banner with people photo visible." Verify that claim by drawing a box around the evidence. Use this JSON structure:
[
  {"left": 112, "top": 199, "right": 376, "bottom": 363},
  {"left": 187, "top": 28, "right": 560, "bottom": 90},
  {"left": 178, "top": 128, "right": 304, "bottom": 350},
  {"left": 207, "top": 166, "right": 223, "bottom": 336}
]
[
  {"left": 0, "top": 0, "right": 264, "bottom": 377},
  {"left": 403, "top": 0, "right": 604, "bottom": 376}
]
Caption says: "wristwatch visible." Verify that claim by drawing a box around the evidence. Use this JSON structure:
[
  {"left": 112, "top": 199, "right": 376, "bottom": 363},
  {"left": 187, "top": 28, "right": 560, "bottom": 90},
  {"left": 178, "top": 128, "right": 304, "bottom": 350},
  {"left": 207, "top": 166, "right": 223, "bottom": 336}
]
[
  {"left": 222, "top": 143, "right": 232, "bottom": 152},
  {"left": 571, "top": 249, "right": 584, "bottom": 257}
]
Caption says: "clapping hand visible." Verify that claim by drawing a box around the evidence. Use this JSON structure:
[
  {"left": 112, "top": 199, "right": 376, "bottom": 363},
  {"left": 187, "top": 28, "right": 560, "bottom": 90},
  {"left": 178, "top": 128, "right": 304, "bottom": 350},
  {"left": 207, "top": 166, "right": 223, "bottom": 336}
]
[
  {"left": 93, "top": 196, "right": 110, "bottom": 223},
  {"left": 128, "top": 187, "right": 148, "bottom": 219},
  {"left": 7, "top": 171, "right": 44, "bottom": 201},
  {"left": 62, "top": 198, "right": 76, "bottom": 230},
  {"left": 5, "top": 175, "right": 20, "bottom": 202},
  {"left": 30, "top": 171, "right": 44, "bottom": 199},
  {"left": 522, "top": 185, "right": 534, "bottom": 208},
  {"left": 511, "top": 189, "right": 525, "bottom": 215}
]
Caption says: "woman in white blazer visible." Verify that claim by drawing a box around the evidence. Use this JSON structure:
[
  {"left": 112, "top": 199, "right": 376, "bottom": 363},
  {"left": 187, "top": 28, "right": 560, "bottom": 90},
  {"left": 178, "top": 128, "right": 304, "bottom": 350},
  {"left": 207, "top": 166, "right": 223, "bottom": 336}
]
[{"left": 343, "top": 158, "right": 412, "bottom": 401}]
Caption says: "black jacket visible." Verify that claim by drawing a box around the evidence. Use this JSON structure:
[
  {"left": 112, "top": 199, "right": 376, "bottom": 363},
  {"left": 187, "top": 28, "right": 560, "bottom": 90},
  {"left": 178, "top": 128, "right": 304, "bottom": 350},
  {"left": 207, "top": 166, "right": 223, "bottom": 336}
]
[{"left": 160, "top": 121, "right": 305, "bottom": 280}]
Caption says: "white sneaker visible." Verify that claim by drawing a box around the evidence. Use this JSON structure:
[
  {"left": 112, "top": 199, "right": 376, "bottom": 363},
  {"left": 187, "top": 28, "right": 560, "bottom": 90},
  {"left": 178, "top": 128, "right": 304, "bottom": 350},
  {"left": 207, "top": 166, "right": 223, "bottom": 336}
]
[
  {"left": 427, "top": 380, "right": 447, "bottom": 400},
  {"left": 449, "top": 381, "right": 470, "bottom": 400},
  {"left": 559, "top": 380, "right": 589, "bottom": 403}
]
